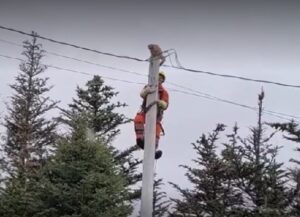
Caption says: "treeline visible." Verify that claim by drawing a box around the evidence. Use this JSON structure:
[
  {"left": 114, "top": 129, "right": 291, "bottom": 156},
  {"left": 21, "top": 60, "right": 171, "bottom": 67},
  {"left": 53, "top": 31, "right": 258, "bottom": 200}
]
[{"left": 1, "top": 36, "right": 300, "bottom": 217}]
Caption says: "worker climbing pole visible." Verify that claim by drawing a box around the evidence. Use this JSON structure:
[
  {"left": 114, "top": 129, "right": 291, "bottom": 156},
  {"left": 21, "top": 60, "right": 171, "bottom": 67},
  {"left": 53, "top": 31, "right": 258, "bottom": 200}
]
[
  {"left": 134, "top": 44, "right": 169, "bottom": 160},
  {"left": 134, "top": 70, "right": 169, "bottom": 159},
  {"left": 135, "top": 44, "right": 169, "bottom": 217}
]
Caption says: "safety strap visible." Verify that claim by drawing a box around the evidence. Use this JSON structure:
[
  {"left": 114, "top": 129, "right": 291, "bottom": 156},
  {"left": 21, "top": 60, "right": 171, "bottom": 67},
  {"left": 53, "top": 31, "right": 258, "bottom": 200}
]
[
  {"left": 144, "top": 101, "right": 156, "bottom": 113},
  {"left": 159, "top": 122, "right": 165, "bottom": 136}
]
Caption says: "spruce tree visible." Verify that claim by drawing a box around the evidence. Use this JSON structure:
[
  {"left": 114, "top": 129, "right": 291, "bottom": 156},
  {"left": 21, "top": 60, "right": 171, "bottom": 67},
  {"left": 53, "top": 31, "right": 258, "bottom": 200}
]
[
  {"left": 0, "top": 34, "right": 58, "bottom": 216},
  {"left": 62, "top": 75, "right": 142, "bottom": 201},
  {"left": 65, "top": 75, "right": 128, "bottom": 144},
  {"left": 233, "top": 91, "right": 289, "bottom": 216},
  {"left": 138, "top": 177, "right": 171, "bottom": 217},
  {"left": 170, "top": 124, "right": 240, "bottom": 217},
  {"left": 220, "top": 124, "right": 247, "bottom": 216},
  {"left": 170, "top": 91, "right": 290, "bottom": 217},
  {"left": 31, "top": 117, "right": 132, "bottom": 217},
  {"left": 269, "top": 121, "right": 300, "bottom": 216},
  {"left": 153, "top": 178, "right": 171, "bottom": 217}
]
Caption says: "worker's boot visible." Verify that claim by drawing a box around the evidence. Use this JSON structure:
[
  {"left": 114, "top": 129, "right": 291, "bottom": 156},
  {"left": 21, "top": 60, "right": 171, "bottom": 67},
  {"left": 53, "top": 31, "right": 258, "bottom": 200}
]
[
  {"left": 136, "top": 138, "right": 144, "bottom": 149},
  {"left": 155, "top": 150, "right": 162, "bottom": 159}
]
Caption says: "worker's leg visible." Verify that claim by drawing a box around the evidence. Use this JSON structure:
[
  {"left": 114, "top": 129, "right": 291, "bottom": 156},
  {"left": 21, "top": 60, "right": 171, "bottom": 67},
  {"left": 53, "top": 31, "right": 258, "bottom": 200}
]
[
  {"left": 134, "top": 112, "right": 145, "bottom": 149},
  {"left": 155, "top": 122, "right": 161, "bottom": 148},
  {"left": 155, "top": 121, "right": 162, "bottom": 159},
  {"left": 135, "top": 120, "right": 160, "bottom": 151},
  {"left": 134, "top": 112, "right": 162, "bottom": 159}
]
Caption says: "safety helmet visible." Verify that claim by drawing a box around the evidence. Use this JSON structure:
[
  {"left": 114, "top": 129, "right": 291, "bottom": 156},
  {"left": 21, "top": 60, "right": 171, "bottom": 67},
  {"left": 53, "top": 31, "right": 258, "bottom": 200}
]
[{"left": 159, "top": 71, "right": 166, "bottom": 82}]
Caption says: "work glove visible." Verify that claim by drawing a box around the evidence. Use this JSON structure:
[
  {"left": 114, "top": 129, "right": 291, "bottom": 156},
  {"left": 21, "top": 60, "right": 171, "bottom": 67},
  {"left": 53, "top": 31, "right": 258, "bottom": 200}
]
[
  {"left": 140, "top": 86, "right": 156, "bottom": 98},
  {"left": 157, "top": 100, "right": 168, "bottom": 110}
]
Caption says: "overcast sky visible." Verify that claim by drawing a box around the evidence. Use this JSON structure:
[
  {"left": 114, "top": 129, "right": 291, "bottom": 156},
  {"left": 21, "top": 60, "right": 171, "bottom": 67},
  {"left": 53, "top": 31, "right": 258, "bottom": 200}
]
[{"left": 1, "top": 0, "right": 300, "bottom": 214}]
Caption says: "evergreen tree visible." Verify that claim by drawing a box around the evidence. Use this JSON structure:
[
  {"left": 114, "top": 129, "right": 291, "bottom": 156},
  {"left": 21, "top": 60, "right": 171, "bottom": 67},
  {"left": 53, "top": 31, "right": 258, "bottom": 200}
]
[
  {"left": 170, "top": 91, "right": 290, "bottom": 217},
  {"left": 269, "top": 121, "right": 300, "bottom": 216},
  {"left": 65, "top": 75, "right": 128, "bottom": 144},
  {"left": 153, "top": 178, "right": 171, "bottom": 217},
  {"left": 138, "top": 177, "right": 171, "bottom": 217},
  {"left": 30, "top": 117, "right": 132, "bottom": 217},
  {"left": 3, "top": 34, "right": 57, "bottom": 175},
  {"left": 62, "top": 75, "right": 142, "bottom": 201},
  {"left": 0, "top": 34, "right": 58, "bottom": 216},
  {"left": 170, "top": 124, "right": 241, "bottom": 217},
  {"left": 220, "top": 124, "right": 247, "bottom": 216},
  {"left": 233, "top": 91, "right": 290, "bottom": 216}
]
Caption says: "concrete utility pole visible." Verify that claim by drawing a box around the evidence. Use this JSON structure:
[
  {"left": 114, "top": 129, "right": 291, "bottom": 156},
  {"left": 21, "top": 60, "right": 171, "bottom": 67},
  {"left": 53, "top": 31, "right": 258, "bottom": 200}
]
[{"left": 140, "top": 56, "right": 160, "bottom": 217}]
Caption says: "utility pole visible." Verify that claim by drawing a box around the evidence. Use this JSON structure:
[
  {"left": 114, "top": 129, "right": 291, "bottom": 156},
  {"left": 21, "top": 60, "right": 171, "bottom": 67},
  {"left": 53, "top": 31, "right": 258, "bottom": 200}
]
[{"left": 140, "top": 56, "right": 160, "bottom": 217}]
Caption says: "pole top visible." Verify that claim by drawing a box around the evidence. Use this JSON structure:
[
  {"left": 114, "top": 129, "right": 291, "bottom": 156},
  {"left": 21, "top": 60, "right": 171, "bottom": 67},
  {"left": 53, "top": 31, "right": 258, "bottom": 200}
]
[{"left": 148, "top": 44, "right": 165, "bottom": 66}]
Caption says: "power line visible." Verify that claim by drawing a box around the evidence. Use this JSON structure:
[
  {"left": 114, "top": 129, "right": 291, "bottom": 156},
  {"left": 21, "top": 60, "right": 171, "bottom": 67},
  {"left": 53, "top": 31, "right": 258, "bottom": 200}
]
[
  {"left": 0, "top": 54, "right": 22, "bottom": 61},
  {"left": 163, "top": 50, "right": 300, "bottom": 89},
  {"left": 48, "top": 65, "right": 145, "bottom": 85},
  {"left": 47, "top": 52, "right": 145, "bottom": 77},
  {"left": 2, "top": 37, "right": 300, "bottom": 96},
  {"left": 0, "top": 25, "right": 147, "bottom": 62},
  {"left": 0, "top": 38, "right": 20, "bottom": 47},
  {"left": 170, "top": 88, "right": 300, "bottom": 123},
  {"left": 0, "top": 53, "right": 298, "bottom": 123},
  {"left": 0, "top": 38, "right": 146, "bottom": 77},
  {"left": 1, "top": 26, "right": 300, "bottom": 89},
  {"left": 166, "top": 63, "right": 300, "bottom": 89},
  {"left": 167, "top": 81, "right": 300, "bottom": 120},
  {"left": 0, "top": 53, "right": 298, "bottom": 122},
  {"left": 0, "top": 53, "right": 145, "bottom": 85}
]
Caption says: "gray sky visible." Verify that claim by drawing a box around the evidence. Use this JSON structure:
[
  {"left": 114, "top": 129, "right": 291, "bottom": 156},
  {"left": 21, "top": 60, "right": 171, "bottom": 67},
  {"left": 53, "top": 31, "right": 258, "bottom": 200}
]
[{"left": 1, "top": 0, "right": 300, "bottom": 214}]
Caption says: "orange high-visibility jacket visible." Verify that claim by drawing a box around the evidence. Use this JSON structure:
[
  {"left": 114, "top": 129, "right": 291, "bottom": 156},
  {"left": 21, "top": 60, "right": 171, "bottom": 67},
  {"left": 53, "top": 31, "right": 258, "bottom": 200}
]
[
  {"left": 140, "top": 84, "right": 169, "bottom": 112},
  {"left": 158, "top": 85, "right": 169, "bottom": 110},
  {"left": 135, "top": 84, "right": 169, "bottom": 140}
]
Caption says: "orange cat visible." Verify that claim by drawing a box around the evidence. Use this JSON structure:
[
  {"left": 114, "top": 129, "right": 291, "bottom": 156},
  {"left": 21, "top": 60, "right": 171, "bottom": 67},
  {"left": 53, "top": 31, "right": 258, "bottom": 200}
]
[{"left": 148, "top": 44, "right": 165, "bottom": 66}]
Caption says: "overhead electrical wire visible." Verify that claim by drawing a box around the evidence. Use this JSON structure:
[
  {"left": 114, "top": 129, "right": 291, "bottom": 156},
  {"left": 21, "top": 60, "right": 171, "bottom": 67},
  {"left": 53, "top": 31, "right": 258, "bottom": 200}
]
[
  {"left": 1, "top": 25, "right": 300, "bottom": 89},
  {"left": 0, "top": 52, "right": 298, "bottom": 122},
  {"left": 0, "top": 25, "right": 147, "bottom": 62},
  {"left": 48, "top": 65, "right": 145, "bottom": 85},
  {"left": 0, "top": 53, "right": 298, "bottom": 123},
  {"left": 169, "top": 88, "right": 300, "bottom": 123},
  {"left": 1, "top": 38, "right": 299, "bottom": 122},
  {"left": 0, "top": 54, "right": 145, "bottom": 86},
  {"left": 163, "top": 49, "right": 300, "bottom": 88},
  {"left": 1, "top": 37, "right": 300, "bottom": 100},
  {"left": 167, "top": 81, "right": 300, "bottom": 121},
  {"left": 0, "top": 38, "right": 146, "bottom": 77}
]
